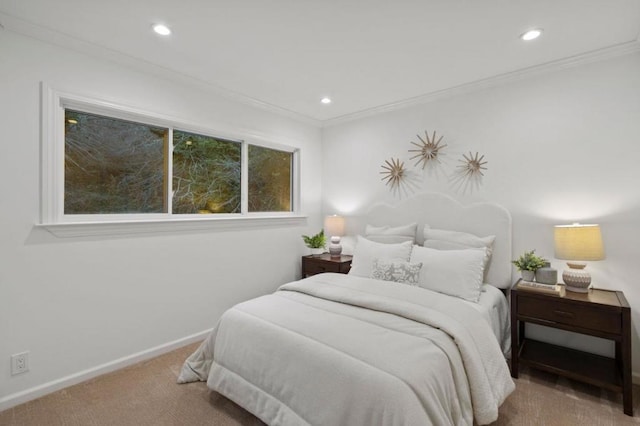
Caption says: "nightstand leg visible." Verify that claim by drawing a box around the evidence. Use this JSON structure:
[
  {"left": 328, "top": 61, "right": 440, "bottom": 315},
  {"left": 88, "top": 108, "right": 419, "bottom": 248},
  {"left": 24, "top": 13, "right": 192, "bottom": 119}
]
[
  {"left": 510, "top": 290, "right": 519, "bottom": 378},
  {"left": 621, "top": 307, "right": 633, "bottom": 416}
]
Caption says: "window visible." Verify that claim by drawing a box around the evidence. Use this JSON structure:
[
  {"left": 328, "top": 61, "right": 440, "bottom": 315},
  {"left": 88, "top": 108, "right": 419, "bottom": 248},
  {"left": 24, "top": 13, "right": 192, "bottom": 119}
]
[
  {"left": 172, "top": 130, "right": 242, "bottom": 214},
  {"left": 248, "top": 145, "right": 292, "bottom": 212},
  {"left": 41, "top": 87, "right": 301, "bottom": 234},
  {"left": 65, "top": 110, "right": 168, "bottom": 214}
]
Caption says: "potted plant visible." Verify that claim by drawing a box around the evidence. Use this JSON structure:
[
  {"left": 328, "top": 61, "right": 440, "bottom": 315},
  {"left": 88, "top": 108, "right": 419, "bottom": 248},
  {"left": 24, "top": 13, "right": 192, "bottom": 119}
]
[
  {"left": 512, "top": 249, "right": 547, "bottom": 281},
  {"left": 302, "top": 230, "right": 327, "bottom": 256}
]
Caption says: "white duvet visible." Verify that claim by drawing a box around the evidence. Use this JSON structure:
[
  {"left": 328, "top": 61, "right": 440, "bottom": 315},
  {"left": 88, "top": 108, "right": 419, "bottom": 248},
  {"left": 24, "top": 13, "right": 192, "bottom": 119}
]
[{"left": 178, "top": 273, "right": 515, "bottom": 425}]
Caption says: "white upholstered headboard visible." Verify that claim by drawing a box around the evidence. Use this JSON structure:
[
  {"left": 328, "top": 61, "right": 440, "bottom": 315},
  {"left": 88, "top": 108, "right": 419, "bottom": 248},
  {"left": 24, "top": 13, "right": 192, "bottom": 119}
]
[{"left": 351, "top": 193, "right": 512, "bottom": 289}]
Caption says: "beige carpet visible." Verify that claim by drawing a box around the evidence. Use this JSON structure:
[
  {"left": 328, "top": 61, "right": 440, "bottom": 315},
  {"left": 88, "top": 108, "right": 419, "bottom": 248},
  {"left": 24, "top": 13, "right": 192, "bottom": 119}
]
[{"left": 1, "top": 341, "right": 638, "bottom": 426}]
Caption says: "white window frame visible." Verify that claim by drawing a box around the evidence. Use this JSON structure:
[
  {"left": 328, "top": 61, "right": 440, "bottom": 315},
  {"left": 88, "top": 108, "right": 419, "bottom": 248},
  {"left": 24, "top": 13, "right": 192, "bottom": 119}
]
[{"left": 39, "top": 84, "right": 304, "bottom": 237}]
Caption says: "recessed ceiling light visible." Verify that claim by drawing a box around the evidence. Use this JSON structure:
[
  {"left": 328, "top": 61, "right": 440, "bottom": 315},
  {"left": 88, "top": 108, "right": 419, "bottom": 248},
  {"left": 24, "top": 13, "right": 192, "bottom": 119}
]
[
  {"left": 321, "top": 97, "right": 332, "bottom": 104},
  {"left": 521, "top": 29, "right": 542, "bottom": 41},
  {"left": 152, "top": 24, "right": 172, "bottom": 36}
]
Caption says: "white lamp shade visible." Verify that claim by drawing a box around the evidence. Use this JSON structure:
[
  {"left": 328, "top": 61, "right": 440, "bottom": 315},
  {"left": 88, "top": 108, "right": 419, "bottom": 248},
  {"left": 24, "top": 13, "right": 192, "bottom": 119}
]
[
  {"left": 554, "top": 224, "right": 605, "bottom": 261},
  {"left": 324, "top": 215, "right": 345, "bottom": 237}
]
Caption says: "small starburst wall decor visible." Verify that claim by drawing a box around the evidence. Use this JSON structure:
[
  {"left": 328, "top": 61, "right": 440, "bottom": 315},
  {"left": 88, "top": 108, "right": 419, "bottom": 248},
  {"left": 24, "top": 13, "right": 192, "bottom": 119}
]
[
  {"left": 450, "top": 151, "right": 488, "bottom": 193},
  {"left": 408, "top": 130, "right": 447, "bottom": 169},
  {"left": 380, "top": 158, "right": 406, "bottom": 190},
  {"left": 380, "top": 157, "right": 420, "bottom": 197},
  {"left": 459, "top": 151, "right": 488, "bottom": 177}
]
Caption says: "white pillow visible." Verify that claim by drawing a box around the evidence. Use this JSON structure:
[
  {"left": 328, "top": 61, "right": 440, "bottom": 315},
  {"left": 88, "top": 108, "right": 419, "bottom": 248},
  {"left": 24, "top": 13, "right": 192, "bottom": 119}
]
[
  {"left": 339, "top": 235, "right": 357, "bottom": 255},
  {"left": 366, "top": 223, "right": 417, "bottom": 244},
  {"left": 371, "top": 259, "right": 422, "bottom": 285},
  {"left": 423, "top": 226, "right": 495, "bottom": 249},
  {"left": 365, "top": 235, "right": 414, "bottom": 244},
  {"left": 410, "top": 245, "right": 485, "bottom": 302},
  {"left": 349, "top": 236, "right": 413, "bottom": 278},
  {"left": 366, "top": 223, "right": 417, "bottom": 236},
  {"left": 424, "top": 240, "right": 491, "bottom": 267},
  {"left": 423, "top": 226, "right": 495, "bottom": 280}
]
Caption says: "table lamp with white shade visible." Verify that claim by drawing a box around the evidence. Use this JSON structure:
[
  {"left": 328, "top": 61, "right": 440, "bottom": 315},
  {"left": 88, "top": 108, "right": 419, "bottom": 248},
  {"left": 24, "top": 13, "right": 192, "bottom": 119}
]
[
  {"left": 325, "top": 215, "right": 345, "bottom": 257},
  {"left": 554, "top": 223, "right": 605, "bottom": 293}
]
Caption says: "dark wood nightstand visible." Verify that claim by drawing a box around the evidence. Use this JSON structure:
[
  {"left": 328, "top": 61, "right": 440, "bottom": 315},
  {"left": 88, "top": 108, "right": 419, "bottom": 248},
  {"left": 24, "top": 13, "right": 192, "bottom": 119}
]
[
  {"left": 511, "top": 283, "right": 632, "bottom": 416},
  {"left": 301, "top": 254, "right": 352, "bottom": 278}
]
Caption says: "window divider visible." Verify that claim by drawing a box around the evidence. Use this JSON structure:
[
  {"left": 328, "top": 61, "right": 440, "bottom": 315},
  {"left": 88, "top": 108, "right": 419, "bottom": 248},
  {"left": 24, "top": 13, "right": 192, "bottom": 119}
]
[
  {"left": 241, "top": 141, "right": 249, "bottom": 214},
  {"left": 166, "top": 128, "right": 174, "bottom": 215}
]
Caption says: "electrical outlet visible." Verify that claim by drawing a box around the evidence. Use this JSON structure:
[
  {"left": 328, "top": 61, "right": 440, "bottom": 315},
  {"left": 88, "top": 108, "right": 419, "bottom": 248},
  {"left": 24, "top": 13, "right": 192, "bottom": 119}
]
[{"left": 11, "top": 351, "right": 29, "bottom": 375}]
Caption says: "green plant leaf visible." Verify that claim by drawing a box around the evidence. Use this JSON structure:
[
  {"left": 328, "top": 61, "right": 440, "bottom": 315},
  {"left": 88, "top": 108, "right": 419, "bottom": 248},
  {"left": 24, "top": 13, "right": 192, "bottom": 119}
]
[
  {"left": 511, "top": 249, "right": 547, "bottom": 271},
  {"left": 302, "top": 229, "right": 326, "bottom": 248}
]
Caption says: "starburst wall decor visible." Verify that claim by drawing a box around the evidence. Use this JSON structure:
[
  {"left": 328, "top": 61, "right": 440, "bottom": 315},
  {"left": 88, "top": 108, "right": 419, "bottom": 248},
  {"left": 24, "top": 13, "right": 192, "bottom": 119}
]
[
  {"left": 458, "top": 151, "right": 488, "bottom": 177},
  {"left": 408, "top": 130, "right": 447, "bottom": 169},
  {"left": 450, "top": 151, "right": 488, "bottom": 193},
  {"left": 380, "top": 158, "right": 406, "bottom": 190},
  {"left": 379, "top": 128, "right": 487, "bottom": 195},
  {"left": 379, "top": 157, "right": 420, "bottom": 197}
]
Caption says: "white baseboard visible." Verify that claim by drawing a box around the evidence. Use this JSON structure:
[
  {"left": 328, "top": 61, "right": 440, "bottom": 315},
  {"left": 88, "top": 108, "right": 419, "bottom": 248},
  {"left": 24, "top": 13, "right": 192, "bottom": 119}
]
[
  {"left": 1, "top": 329, "right": 637, "bottom": 412},
  {"left": 0, "top": 328, "right": 212, "bottom": 412}
]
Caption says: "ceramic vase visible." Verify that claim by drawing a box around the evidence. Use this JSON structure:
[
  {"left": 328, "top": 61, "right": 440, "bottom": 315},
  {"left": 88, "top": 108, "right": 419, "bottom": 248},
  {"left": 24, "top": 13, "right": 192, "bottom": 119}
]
[{"left": 535, "top": 266, "right": 558, "bottom": 285}]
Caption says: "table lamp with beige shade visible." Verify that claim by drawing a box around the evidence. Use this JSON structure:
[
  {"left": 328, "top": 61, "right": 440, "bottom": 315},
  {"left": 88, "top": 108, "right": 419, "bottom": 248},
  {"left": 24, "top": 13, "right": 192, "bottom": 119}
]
[
  {"left": 554, "top": 223, "right": 605, "bottom": 293},
  {"left": 325, "top": 215, "right": 345, "bottom": 257}
]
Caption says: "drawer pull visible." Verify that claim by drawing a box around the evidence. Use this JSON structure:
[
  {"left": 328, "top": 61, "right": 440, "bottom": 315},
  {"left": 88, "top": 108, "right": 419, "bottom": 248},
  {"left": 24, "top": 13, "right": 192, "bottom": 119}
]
[{"left": 553, "top": 310, "right": 574, "bottom": 319}]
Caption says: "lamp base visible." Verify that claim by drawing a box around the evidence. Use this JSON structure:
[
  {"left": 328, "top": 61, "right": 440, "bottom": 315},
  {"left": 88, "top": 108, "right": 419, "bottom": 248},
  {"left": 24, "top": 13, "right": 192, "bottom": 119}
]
[
  {"left": 562, "top": 262, "right": 591, "bottom": 293},
  {"left": 564, "top": 285, "right": 589, "bottom": 293},
  {"left": 329, "top": 236, "right": 342, "bottom": 257}
]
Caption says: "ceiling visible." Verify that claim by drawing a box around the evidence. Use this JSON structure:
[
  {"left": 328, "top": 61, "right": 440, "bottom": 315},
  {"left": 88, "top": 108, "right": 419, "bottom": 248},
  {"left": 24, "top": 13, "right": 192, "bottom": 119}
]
[{"left": 1, "top": 0, "right": 639, "bottom": 124}]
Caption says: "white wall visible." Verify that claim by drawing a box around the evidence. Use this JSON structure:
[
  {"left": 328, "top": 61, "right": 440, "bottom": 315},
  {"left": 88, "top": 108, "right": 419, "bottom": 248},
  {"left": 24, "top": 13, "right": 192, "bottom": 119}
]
[
  {"left": 322, "top": 53, "right": 640, "bottom": 378},
  {"left": 0, "top": 30, "right": 322, "bottom": 405},
  {"left": 2, "top": 25, "right": 638, "bottom": 409}
]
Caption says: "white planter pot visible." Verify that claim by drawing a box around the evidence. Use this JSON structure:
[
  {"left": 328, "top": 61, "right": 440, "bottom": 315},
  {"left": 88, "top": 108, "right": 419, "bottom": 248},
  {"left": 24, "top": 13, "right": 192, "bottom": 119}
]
[
  {"left": 521, "top": 270, "right": 535, "bottom": 281},
  {"left": 309, "top": 248, "right": 325, "bottom": 256}
]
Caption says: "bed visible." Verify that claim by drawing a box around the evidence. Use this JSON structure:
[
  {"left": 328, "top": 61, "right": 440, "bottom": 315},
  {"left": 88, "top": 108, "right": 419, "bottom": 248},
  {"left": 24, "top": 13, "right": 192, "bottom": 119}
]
[{"left": 178, "top": 193, "right": 515, "bottom": 425}]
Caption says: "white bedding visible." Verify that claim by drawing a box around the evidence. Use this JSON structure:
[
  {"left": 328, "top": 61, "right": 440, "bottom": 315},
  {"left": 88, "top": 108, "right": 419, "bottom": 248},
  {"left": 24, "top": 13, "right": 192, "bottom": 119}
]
[
  {"left": 179, "top": 273, "right": 514, "bottom": 425},
  {"left": 472, "top": 284, "right": 511, "bottom": 357}
]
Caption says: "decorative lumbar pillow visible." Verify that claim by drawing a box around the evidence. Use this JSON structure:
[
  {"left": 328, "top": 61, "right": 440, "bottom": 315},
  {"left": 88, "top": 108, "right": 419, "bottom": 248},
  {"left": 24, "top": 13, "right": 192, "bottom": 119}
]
[
  {"left": 371, "top": 258, "right": 422, "bottom": 285},
  {"left": 365, "top": 223, "right": 417, "bottom": 244},
  {"left": 409, "top": 245, "right": 485, "bottom": 302},
  {"left": 349, "top": 236, "right": 413, "bottom": 278}
]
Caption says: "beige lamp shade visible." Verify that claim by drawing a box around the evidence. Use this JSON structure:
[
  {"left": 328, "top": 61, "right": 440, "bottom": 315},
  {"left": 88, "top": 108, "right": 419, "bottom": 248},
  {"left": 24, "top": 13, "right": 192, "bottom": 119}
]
[
  {"left": 554, "top": 224, "right": 605, "bottom": 261},
  {"left": 324, "top": 215, "right": 345, "bottom": 237}
]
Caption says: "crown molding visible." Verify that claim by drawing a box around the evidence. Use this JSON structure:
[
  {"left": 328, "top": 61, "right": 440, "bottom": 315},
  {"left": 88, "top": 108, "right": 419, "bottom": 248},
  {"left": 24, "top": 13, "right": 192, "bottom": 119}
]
[
  {"left": 0, "top": 12, "right": 322, "bottom": 128},
  {"left": 323, "top": 40, "right": 640, "bottom": 128},
  {"left": 3, "top": 11, "right": 638, "bottom": 130}
]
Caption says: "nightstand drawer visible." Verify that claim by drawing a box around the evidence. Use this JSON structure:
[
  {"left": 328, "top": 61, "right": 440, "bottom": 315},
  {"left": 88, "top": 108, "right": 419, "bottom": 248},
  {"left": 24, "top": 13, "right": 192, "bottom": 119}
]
[
  {"left": 304, "top": 260, "right": 338, "bottom": 275},
  {"left": 302, "top": 254, "right": 352, "bottom": 277},
  {"left": 518, "top": 296, "right": 621, "bottom": 334}
]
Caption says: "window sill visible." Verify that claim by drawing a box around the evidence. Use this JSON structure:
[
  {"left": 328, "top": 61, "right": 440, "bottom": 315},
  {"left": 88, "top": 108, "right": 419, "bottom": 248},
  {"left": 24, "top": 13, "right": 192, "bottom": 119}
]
[{"left": 38, "top": 215, "right": 308, "bottom": 238}]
